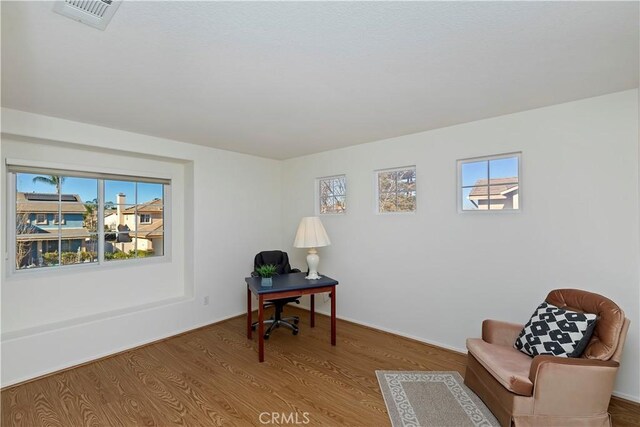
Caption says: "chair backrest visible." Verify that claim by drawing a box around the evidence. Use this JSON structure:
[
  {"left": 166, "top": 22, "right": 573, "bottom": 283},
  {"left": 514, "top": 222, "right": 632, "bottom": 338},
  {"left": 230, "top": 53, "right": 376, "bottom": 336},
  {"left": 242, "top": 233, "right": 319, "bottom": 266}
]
[
  {"left": 546, "top": 289, "right": 626, "bottom": 361},
  {"left": 254, "top": 250, "right": 294, "bottom": 275}
]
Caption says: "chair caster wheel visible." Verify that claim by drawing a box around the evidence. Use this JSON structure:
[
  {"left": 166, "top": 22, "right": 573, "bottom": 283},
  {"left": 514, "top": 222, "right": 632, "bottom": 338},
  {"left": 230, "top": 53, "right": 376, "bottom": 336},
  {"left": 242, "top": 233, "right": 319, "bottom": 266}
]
[
  {"left": 264, "top": 334, "right": 270, "bottom": 340},
  {"left": 251, "top": 325, "right": 256, "bottom": 331},
  {"left": 293, "top": 319, "right": 299, "bottom": 325},
  {"left": 292, "top": 330, "right": 299, "bottom": 336}
]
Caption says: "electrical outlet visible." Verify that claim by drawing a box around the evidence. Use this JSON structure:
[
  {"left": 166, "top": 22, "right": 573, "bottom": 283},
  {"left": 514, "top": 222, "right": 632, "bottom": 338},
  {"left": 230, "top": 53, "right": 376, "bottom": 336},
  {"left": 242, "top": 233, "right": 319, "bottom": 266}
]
[{"left": 203, "top": 296, "right": 210, "bottom": 305}]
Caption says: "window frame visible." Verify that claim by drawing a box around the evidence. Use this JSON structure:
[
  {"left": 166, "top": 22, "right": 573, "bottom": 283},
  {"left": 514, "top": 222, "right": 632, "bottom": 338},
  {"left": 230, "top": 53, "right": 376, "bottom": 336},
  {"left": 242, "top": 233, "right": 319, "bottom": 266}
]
[
  {"left": 52, "top": 213, "right": 66, "bottom": 225},
  {"left": 139, "top": 214, "right": 152, "bottom": 224},
  {"left": 374, "top": 166, "right": 417, "bottom": 214},
  {"left": 315, "top": 174, "right": 347, "bottom": 216},
  {"left": 6, "top": 165, "right": 171, "bottom": 276},
  {"left": 35, "top": 213, "right": 48, "bottom": 225},
  {"left": 457, "top": 152, "right": 522, "bottom": 214}
]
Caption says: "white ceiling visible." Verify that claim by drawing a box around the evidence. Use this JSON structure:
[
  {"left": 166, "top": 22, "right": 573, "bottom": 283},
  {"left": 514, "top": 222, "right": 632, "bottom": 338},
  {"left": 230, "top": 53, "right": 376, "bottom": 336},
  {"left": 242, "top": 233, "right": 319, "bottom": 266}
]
[{"left": 2, "top": 1, "right": 638, "bottom": 159}]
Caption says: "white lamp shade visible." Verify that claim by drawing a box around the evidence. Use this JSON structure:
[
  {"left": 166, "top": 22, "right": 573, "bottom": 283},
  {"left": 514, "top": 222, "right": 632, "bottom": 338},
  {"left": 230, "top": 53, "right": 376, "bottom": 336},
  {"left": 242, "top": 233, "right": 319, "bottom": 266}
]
[{"left": 293, "top": 217, "right": 331, "bottom": 248}]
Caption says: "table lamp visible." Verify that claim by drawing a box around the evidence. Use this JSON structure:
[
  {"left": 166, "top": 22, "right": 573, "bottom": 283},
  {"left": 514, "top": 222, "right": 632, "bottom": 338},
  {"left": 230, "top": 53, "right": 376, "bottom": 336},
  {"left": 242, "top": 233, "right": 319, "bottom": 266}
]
[{"left": 293, "top": 216, "right": 331, "bottom": 280}]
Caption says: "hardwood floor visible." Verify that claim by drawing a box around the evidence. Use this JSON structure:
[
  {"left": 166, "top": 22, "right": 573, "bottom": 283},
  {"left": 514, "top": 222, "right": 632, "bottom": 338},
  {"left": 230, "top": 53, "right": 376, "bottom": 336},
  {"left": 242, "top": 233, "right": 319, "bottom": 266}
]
[{"left": 2, "top": 307, "right": 638, "bottom": 426}]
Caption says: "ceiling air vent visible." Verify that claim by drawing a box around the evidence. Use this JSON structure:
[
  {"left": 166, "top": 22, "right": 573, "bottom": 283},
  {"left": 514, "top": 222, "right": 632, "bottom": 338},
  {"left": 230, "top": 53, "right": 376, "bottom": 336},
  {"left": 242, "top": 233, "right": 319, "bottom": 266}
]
[{"left": 53, "top": 0, "right": 121, "bottom": 30}]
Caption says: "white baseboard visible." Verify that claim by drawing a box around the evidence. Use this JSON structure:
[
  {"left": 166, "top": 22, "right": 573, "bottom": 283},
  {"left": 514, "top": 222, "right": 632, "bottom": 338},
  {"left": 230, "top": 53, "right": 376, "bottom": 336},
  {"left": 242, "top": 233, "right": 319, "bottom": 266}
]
[
  {"left": 611, "top": 390, "right": 640, "bottom": 403},
  {"left": 300, "top": 305, "right": 466, "bottom": 355},
  {"left": 7, "top": 305, "right": 640, "bottom": 404}
]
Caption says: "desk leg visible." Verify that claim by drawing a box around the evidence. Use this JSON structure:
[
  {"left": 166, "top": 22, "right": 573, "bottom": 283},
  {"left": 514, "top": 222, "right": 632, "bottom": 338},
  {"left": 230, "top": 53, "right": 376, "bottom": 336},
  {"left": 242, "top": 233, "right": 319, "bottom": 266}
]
[
  {"left": 258, "top": 294, "right": 265, "bottom": 362},
  {"left": 331, "top": 287, "right": 336, "bottom": 346},
  {"left": 247, "top": 287, "right": 252, "bottom": 340},
  {"left": 310, "top": 294, "right": 315, "bottom": 328}
]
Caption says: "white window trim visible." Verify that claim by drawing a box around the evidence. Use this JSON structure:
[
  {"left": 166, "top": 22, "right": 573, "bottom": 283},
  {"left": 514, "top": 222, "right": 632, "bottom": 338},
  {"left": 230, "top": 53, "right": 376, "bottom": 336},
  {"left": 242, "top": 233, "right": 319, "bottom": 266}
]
[
  {"left": 53, "top": 213, "right": 66, "bottom": 225},
  {"left": 315, "top": 174, "right": 347, "bottom": 216},
  {"left": 35, "top": 213, "right": 48, "bottom": 225},
  {"left": 6, "top": 166, "right": 172, "bottom": 277},
  {"left": 457, "top": 152, "right": 522, "bottom": 214},
  {"left": 374, "top": 166, "right": 417, "bottom": 215},
  {"left": 139, "top": 214, "right": 152, "bottom": 224}
]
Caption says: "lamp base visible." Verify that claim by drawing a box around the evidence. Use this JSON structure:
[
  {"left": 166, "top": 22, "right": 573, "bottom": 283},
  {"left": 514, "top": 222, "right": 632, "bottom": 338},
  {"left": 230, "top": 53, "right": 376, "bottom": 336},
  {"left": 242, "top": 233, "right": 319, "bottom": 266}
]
[{"left": 305, "top": 248, "right": 321, "bottom": 280}]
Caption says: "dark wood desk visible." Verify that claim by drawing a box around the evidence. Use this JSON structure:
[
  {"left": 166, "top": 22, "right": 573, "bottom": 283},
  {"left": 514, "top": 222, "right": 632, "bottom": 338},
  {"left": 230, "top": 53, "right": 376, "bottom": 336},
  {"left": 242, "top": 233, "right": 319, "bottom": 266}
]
[{"left": 245, "top": 272, "right": 338, "bottom": 362}]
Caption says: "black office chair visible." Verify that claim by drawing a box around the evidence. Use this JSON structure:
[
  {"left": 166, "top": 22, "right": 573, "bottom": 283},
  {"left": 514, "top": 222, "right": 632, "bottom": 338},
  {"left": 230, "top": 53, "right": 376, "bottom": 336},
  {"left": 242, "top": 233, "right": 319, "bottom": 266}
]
[{"left": 251, "top": 250, "right": 301, "bottom": 339}]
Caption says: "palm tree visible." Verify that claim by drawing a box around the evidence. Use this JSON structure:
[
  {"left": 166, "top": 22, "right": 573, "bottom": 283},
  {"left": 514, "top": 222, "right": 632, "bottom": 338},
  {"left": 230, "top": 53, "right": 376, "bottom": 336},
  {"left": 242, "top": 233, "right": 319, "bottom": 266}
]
[
  {"left": 32, "top": 175, "right": 65, "bottom": 192},
  {"left": 83, "top": 203, "right": 98, "bottom": 232}
]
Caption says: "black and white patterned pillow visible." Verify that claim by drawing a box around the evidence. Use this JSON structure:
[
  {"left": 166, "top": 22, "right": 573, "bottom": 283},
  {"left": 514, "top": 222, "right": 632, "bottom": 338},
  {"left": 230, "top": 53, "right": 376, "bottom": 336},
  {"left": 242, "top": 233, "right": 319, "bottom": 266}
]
[{"left": 514, "top": 302, "right": 597, "bottom": 358}]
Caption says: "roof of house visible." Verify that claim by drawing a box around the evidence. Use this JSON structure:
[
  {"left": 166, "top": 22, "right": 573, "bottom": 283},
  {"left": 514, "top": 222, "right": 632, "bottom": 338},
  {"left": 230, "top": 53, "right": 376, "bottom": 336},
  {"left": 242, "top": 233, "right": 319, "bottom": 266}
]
[
  {"left": 122, "top": 199, "right": 163, "bottom": 214},
  {"left": 137, "top": 219, "right": 164, "bottom": 238},
  {"left": 468, "top": 178, "right": 518, "bottom": 199},
  {"left": 16, "top": 192, "right": 87, "bottom": 214},
  {"left": 16, "top": 228, "right": 91, "bottom": 241}
]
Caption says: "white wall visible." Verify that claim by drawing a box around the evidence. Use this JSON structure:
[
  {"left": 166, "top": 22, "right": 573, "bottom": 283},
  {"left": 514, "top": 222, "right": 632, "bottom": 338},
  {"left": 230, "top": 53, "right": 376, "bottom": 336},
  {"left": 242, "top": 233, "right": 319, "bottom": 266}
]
[
  {"left": 281, "top": 90, "right": 640, "bottom": 401},
  {"left": 0, "top": 109, "right": 283, "bottom": 386},
  {"left": 2, "top": 90, "right": 638, "bottom": 402}
]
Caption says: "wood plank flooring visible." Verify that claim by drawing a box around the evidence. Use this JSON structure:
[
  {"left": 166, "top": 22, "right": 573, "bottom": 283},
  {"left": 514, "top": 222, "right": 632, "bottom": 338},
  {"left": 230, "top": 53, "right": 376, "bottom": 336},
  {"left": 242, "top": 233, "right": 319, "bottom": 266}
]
[{"left": 2, "top": 307, "right": 638, "bottom": 426}]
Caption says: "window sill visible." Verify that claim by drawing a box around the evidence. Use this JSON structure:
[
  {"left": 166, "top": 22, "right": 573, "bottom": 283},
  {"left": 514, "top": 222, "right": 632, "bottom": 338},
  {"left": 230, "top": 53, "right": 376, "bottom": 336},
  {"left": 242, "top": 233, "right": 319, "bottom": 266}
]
[
  {"left": 457, "top": 208, "right": 522, "bottom": 214},
  {"left": 375, "top": 211, "right": 417, "bottom": 215},
  {"left": 7, "top": 254, "right": 171, "bottom": 280}
]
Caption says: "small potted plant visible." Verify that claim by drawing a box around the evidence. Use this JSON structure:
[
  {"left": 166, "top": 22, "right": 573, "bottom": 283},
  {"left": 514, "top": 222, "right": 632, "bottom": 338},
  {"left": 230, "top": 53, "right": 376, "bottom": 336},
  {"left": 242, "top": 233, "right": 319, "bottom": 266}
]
[{"left": 256, "top": 264, "right": 277, "bottom": 287}]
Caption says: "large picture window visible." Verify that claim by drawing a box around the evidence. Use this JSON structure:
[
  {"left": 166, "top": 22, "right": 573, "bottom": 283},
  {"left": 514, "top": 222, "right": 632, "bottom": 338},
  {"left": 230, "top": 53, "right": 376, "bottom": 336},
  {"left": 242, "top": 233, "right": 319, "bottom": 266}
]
[
  {"left": 11, "top": 167, "right": 168, "bottom": 271},
  {"left": 459, "top": 153, "right": 520, "bottom": 211}
]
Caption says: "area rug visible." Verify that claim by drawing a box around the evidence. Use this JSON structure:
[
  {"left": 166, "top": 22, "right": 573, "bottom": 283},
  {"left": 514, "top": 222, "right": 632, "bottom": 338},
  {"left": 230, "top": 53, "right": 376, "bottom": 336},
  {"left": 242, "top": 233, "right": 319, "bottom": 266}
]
[{"left": 376, "top": 371, "right": 499, "bottom": 427}]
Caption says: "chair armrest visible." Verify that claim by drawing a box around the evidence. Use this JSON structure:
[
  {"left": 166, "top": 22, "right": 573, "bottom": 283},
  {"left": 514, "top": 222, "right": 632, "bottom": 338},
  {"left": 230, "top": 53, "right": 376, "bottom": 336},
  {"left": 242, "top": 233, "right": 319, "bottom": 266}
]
[
  {"left": 482, "top": 319, "right": 524, "bottom": 347},
  {"left": 291, "top": 268, "right": 301, "bottom": 273},
  {"left": 529, "top": 355, "right": 619, "bottom": 383},
  {"left": 251, "top": 272, "right": 259, "bottom": 277},
  {"left": 528, "top": 355, "right": 619, "bottom": 415}
]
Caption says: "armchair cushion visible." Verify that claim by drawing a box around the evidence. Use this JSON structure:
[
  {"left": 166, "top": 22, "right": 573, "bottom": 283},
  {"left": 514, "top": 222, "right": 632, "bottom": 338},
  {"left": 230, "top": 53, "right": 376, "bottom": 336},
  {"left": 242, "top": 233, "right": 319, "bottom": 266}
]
[
  {"left": 482, "top": 319, "right": 524, "bottom": 347},
  {"left": 466, "top": 338, "right": 534, "bottom": 396},
  {"left": 514, "top": 302, "right": 597, "bottom": 358}
]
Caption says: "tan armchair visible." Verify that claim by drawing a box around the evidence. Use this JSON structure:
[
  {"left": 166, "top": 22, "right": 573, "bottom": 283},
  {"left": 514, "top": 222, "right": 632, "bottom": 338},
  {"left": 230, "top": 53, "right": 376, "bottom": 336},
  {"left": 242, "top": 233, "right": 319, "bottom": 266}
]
[{"left": 464, "top": 289, "right": 630, "bottom": 426}]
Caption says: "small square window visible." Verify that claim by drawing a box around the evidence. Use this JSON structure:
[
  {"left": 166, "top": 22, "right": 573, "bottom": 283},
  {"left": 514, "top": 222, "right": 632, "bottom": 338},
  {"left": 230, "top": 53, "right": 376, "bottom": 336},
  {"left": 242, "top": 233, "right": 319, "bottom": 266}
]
[
  {"left": 459, "top": 153, "right": 520, "bottom": 211},
  {"left": 317, "top": 175, "right": 346, "bottom": 214},
  {"left": 375, "top": 166, "right": 416, "bottom": 213},
  {"left": 53, "top": 214, "right": 65, "bottom": 224},
  {"left": 140, "top": 214, "right": 152, "bottom": 224},
  {"left": 35, "top": 213, "right": 47, "bottom": 224}
]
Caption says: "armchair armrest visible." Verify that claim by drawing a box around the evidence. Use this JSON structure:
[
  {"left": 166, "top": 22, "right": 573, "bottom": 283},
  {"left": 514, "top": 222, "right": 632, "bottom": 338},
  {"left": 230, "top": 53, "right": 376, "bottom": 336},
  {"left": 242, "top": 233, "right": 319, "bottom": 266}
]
[
  {"left": 291, "top": 268, "right": 301, "bottom": 273},
  {"left": 528, "top": 355, "right": 619, "bottom": 415},
  {"left": 482, "top": 319, "right": 524, "bottom": 347},
  {"left": 528, "top": 355, "right": 619, "bottom": 383}
]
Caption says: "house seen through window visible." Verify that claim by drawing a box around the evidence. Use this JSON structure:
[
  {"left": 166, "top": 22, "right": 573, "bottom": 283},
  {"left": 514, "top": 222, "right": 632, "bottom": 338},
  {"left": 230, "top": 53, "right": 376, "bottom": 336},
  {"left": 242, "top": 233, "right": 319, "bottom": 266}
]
[
  {"left": 459, "top": 154, "right": 520, "bottom": 211},
  {"left": 104, "top": 179, "right": 164, "bottom": 262},
  {"left": 13, "top": 170, "right": 166, "bottom": 271}
]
